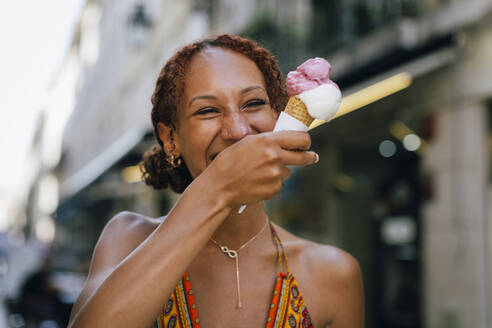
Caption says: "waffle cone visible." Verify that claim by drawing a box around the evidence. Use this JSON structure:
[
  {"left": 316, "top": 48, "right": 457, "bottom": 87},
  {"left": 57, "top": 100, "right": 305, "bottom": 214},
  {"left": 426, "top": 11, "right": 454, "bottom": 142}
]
[{"left": 284, "top": 96, "right": 314, "bottom": 126}]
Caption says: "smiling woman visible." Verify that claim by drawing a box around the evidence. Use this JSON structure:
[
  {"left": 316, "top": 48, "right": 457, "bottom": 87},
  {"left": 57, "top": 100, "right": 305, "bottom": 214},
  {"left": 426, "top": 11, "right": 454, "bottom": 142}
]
[
  {"left": 140, "top": 35, "right": 288, "bottom": 193},
  {"left": 67, "top": 34, "right": 364, "bottom": 328}
]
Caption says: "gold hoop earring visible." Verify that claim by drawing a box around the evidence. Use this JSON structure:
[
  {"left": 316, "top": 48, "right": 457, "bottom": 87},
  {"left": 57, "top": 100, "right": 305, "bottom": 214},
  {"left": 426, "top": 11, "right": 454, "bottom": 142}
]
[{"left": 168, "top": 154, "right": 182, "bottom": 168}]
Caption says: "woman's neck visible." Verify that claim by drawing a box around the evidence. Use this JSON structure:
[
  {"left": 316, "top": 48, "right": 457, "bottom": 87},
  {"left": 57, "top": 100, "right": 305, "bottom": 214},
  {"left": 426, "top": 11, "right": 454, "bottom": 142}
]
[{"left": 209, "top": 202, "right": 270, "bottom": 250}]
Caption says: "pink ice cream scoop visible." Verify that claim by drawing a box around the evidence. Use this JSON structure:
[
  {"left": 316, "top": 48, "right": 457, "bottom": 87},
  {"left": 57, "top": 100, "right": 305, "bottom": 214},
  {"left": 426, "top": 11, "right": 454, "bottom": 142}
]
[
  {"left": 284, "top": 57, "right": 342, "bottom": 122},
  {"left": 286, "top": 57, "right": 339, "bottom": 96}
]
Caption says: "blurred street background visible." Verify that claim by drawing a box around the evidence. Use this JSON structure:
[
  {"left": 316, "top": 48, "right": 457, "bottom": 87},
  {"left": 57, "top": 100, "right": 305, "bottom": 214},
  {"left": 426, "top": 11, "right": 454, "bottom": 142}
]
[{"left": 1, "top": 0, "right": 491, "bottom": 327}]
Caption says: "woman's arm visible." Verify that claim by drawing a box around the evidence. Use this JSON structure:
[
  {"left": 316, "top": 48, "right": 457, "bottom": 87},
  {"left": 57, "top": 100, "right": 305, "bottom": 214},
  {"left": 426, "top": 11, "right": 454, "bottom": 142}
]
[
  {"left": 68, "top": 131, "right": 318, "bottom": 328},
  {"left": 68, "top": 179, "right": 231, "bottom": 328}
]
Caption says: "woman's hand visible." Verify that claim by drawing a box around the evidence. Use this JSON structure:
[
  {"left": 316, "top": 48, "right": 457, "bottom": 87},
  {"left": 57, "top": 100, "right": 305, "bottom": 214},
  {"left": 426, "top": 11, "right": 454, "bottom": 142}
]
[{"left": 198, "top": 130, "right": 318, "bottom": 207}]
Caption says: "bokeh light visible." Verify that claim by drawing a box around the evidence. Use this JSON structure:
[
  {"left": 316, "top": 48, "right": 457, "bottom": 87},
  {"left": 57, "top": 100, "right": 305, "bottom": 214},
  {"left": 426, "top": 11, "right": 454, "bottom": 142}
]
[{"left": 379, "top": 140, "right": 397, "bottom": 158}]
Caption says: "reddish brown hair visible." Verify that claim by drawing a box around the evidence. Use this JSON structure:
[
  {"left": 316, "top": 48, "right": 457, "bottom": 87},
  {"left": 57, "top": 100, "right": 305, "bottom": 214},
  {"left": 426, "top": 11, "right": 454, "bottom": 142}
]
[{"left": 139, "top": 34, "right": 288, "bottom": 193}]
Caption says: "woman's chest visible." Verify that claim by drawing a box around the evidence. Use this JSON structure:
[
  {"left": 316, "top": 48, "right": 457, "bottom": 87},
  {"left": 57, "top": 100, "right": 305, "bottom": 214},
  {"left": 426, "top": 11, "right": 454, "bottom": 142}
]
[
  {"left": 158, "top": 270, "right": 317, "bottom": 328},
  {"left": 154, "top": 239, "right": 333, "bottom": 327},
  {"left": 186, "top": 260, "right": 279, "bottom": 328}
]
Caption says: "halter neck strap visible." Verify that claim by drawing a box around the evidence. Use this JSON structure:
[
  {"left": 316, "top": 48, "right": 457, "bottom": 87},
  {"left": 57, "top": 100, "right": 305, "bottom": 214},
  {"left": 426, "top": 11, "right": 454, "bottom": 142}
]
[{"left": 269, "top": 221, "right": 290, "bottom": 274}]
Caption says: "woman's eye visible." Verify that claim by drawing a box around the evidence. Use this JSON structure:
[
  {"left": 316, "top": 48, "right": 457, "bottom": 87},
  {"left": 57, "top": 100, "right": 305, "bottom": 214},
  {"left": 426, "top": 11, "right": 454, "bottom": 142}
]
[
  {"left": 196, "top": 107, "right": 218, "bottom": 115},
  {"left": 244, "top": 99, "right": 267, "bottom": 108}
]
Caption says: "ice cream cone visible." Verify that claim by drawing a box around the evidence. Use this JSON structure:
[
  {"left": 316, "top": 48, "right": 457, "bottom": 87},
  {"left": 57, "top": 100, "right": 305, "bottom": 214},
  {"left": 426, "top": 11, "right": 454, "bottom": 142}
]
[{"left": 284, "top": 96, "right": 314, "bottom": 127}]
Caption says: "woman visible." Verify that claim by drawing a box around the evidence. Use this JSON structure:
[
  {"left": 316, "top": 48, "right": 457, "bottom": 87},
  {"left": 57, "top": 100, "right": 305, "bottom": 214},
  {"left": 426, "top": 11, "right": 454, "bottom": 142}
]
[{"left": 68, "top": 34, "right": 364, "bottom": 328}]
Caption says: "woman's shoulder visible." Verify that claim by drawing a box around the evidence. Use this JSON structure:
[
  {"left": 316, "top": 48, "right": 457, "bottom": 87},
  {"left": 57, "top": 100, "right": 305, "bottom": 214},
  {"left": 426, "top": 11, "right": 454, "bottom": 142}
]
[
  {"left": 273, "top": 224, "right": 364, "bottom": 326},
  {"left": 273, "top": 224, "right": 361, "bottom": 285},
  {"left": 105, "top": 210, "right": 164, "bottom": 229},
  {"left": 98, "top": 211, "right": 165, "bottom": 248}
]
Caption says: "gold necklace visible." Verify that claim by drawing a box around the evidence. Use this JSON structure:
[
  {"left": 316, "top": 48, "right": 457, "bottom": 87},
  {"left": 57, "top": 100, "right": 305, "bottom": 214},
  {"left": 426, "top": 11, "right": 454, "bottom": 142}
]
[{"left": 210, "top": 217, "right": 269, "bottom": 309}]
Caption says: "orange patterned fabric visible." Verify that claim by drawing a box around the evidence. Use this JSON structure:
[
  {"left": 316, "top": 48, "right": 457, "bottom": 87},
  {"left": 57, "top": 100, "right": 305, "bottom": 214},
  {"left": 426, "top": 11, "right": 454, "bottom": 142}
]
[
  {"left": 154, "top": 273, "right": 201, "bottom": 328},
  {"left": 265, "top": 272, "right": 313, "bottom": 327},
  {"left": 152, "top": 224, "right": 313, "bottom": 328}
]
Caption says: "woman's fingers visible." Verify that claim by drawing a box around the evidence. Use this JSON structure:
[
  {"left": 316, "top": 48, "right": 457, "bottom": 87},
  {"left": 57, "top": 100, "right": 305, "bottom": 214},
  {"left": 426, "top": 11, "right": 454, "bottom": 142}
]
[
  {"left": 258, "top": 131, "right": 318, "bottom": 167},
  {"left": 280, "top": 149, "right": 319, "bottom": 167},
  {"left": 280, "top": 166, "right": 291, "bottom": 180},
  {"left": 267, "top": 130, "right": 312, "bottom": 151}
]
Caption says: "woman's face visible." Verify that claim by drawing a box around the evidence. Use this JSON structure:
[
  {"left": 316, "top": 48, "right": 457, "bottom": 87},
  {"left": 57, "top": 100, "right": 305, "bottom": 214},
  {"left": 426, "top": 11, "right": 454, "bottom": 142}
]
[{"left": 160, "top": 47, "right": 279, "bottom": 178}]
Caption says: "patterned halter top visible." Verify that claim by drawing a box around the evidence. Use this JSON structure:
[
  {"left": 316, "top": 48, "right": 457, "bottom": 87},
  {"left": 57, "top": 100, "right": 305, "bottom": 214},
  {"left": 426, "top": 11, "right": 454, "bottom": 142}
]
[{"left": 152, "top": 222, "right": 313, "bottom": 328}]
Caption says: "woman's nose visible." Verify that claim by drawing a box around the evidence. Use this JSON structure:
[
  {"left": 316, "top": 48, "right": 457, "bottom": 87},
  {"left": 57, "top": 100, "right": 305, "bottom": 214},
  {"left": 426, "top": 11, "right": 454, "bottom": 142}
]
[{"left": 221, "top": 111, "right": 250, "bottom": 141}]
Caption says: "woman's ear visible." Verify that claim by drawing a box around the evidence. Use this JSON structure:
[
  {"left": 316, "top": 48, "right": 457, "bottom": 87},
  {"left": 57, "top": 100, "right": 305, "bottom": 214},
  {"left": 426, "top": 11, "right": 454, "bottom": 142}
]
[{"left": 157, "top": 122, "right": 181, "bottom": 156}]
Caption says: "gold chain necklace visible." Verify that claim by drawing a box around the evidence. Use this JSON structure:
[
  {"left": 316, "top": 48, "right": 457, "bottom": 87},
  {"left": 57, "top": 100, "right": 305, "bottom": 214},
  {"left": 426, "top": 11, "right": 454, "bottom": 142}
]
[{"left": 210, "top": 217, "right": 269, "bottom": 309}]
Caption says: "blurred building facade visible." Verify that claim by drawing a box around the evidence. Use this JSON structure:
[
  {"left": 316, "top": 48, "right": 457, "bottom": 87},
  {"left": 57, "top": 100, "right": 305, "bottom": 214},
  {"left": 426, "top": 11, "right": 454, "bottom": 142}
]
[
  {"left": 296, "top": 1, "right": 492, "bottom": 327},
  {"left": 10, "top": 0, "right": 492, "bottom": 327}
]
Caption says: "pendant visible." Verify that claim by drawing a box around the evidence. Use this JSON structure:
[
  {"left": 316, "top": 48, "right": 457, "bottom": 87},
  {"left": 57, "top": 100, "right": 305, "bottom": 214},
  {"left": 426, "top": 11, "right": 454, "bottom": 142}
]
[
  {"left": 219, "top": 246, "right": 242, "bottom": 308},
  {"left": 220, "top": 246, "right": 237, "bottom": 259}
]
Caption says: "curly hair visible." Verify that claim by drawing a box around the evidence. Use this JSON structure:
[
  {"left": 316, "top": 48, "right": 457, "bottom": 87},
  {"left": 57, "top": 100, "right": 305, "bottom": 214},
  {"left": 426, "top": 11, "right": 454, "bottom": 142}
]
[{"left": 139, "top": 34, "right": 288, "bottom": 193}]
